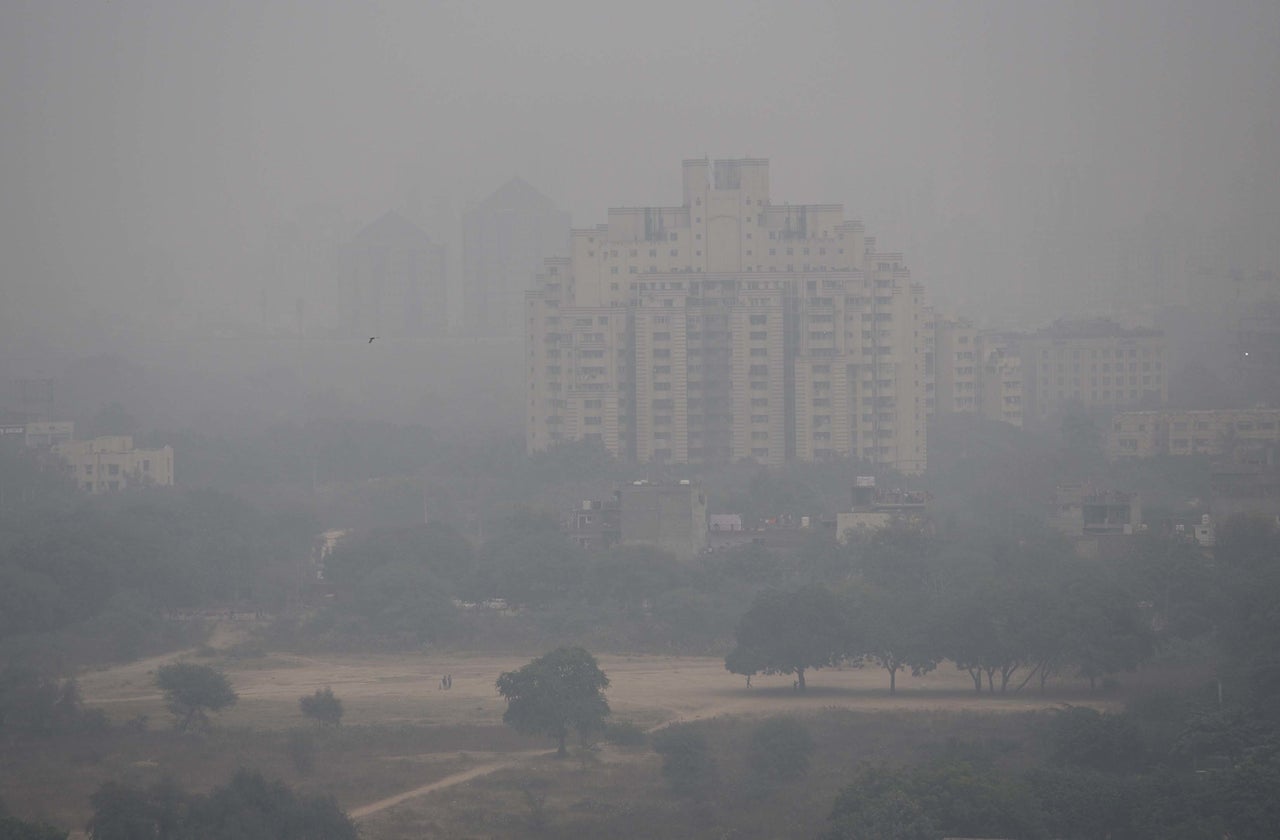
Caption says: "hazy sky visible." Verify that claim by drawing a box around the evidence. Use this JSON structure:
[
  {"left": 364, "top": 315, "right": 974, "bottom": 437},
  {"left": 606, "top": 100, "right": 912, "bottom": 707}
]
[{"left": 3, "top": 0, "right": 1278, "bottom": 350}]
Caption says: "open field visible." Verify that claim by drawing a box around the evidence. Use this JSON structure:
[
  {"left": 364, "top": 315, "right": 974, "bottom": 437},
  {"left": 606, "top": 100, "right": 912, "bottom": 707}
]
[
  {"left": 3, "top": 641, "right": 1198, "bottom": 838},
  {"left": 75, "top": 648, "right": 1133, "bottom": 732}
]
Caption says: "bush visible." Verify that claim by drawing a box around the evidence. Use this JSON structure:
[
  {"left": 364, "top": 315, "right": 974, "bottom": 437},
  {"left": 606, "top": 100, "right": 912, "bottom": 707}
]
[
  {"left": 603, "top": 720, "right": 648, "bottom": 748},
  {"left": 652, "top": 725, "right": 717, "bottom": 796},
  {"left": 0, "top": 668, "right": 107, "bottom": 736},
  {"left": 747, "top": 716, "right": 814, "bottom": 784},
  {"left": 284, "top": 729, "right": 316, "bottom": 775},
  {"left": 87, "top": 771, "right": 356, "bottom": 840},
  {"left": 1045, "top": 706, "right": 1147, "bottom": 773},
  {"left": 299, "top": 687, "right": 343, "bottom": 727}
]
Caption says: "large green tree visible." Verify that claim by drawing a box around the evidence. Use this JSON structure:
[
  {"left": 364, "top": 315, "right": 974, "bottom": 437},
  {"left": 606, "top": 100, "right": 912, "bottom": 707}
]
[
  {"left": 851, "top": 584, "right": 939, "bottom": 695},
  {"left": 155, "top": 663, "right": 237, "bottom": 731},
  {"left": 496, "top": 647, "right": 610, "bottom": 757},
  {"left": 725, "top": 585, "right": 849, "bottom": 691}
]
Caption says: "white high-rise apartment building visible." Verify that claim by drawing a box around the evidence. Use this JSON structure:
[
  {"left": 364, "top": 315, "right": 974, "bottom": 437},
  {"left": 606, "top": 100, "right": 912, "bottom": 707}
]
[{"left": 526, "top": 159, "right": 930, "bottom": 474}]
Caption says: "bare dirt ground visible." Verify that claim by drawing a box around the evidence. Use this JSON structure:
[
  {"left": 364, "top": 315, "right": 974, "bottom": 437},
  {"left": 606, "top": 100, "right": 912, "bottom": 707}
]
[
  {"left": 77, "top": 648, "right": 1117, "bottom": 731},
  {"left": 72, "top": 640, "right": 1140, "bottom": 830}
]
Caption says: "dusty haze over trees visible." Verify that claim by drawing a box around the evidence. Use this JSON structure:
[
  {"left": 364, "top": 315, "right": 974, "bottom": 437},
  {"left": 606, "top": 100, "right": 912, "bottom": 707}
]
[{"left": 3, "top": 1, "right": 1278, "bottom": 425}]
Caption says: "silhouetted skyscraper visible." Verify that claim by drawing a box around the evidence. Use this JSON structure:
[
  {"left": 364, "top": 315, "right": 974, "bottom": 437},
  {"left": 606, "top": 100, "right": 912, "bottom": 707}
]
[
  {"left": 338, "top": 211, "right": 446, "bottom": 338},
  {"left": 463, "top": 178, "right": 568, "bottom": 337}
]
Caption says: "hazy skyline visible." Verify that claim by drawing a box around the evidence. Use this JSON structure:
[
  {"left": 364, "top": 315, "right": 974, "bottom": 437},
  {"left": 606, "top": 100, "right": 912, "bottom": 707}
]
[{"left": 3, "top": 0, "right": 1278, "bottom": 356}]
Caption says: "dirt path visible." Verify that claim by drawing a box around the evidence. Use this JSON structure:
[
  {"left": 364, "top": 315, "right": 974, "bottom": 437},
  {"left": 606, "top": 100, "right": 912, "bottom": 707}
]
[{"left": 350, "top": 754, "right": 541, "bottom": 820}]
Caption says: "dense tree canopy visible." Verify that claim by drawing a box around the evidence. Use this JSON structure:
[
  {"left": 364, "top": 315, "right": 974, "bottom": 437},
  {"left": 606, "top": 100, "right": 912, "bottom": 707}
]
[
  {"left": 87, "top": 771, "right": 356, "bottom": 840},
  {"left": 155, "top": 663, "right": 237, "bottom": 732},
  {"left": 725, "top": 585, "right": 850, "bottom": 691},
  {"left": 299, "top": 687, "right": 343, "bottom": 727},
  {"left": 496, "top": 647, "right": 610, "bottom": 757}
]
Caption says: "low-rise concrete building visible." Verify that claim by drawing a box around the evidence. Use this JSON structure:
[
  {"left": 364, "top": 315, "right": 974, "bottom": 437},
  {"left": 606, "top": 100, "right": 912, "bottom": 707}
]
[
  {"left": 1210, "top": 444, "right": 1280, "bottom": 520},
  {"left": 1051, "top": 483, "right": 1142, "bottom": 538},
  {"left": 53, "top": 436, "right": 174, "bottom": 493},
  {"left": 564, "top": 481, "right": 708, "bottom": 558},
  {"left": 1108, "top": 408, "right": 1280, "bottom": 459},
  {"left": 619, "top": 480, "right": 708, "bottom": 559},
  {"left": 1051, "top": 482, "right": 1143, "bottom": 558},
  {"left": 836, "top": 476, "right": 928, "bottom": 543},
  {"left": 24, "top": 421, "right": 75, "bottom": 448},
  {"left": 565, "top": 495, "right": 622, "bottom": 551},
  {"left": 1013, "top": 318, "right": 1166, "bottom": 425}
]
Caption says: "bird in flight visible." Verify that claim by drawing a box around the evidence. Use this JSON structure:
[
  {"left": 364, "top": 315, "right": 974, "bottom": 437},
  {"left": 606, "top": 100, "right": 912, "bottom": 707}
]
[{"left": 368, "top": 337, "right": 377, "bottom": 343}]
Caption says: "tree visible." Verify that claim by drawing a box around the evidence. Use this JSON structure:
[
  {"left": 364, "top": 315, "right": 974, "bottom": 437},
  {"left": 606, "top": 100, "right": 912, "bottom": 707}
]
[
  {"left": 475, "top": 514, "right": 589, "bottom": 608},
  {"left": 87, "top": 772, "right": 356, "bottom": 840},
  {"left": 725, "top": 585, "right": 848, "bottom": 691},
  {"left": 850, "top": 521, "right": 941, "bottom": 592},
  {"left": 852, "top": 584, "right": 939, "bottom": 695},
  {"left": 824, "top": 766, "right": 938, "bottom": 840},
  {"left": 299, "top": 687, "right": 343, "bottom": 727},
  {"left": 155, "top": 663, "right": 237, "bottom": 731},
  {"left": 496, "top": 647, "right": 610, "bottom": 757},
  {"left": 941, "top": 573, "right": 1048, "bottom": 694},
  {"left": 1064, "top": 577, "right": 1153, "bottom": 692},
  {"left": 747, "top": 716, "right": 814, "bottom": 784},
  {"left": 0, "top": 667, "right": 105, "bottom": 736},
  {"left": 86, "top": 780, "right": 187, "bottom": 840},
  {"left": 186, "top": 770, "right": 356, "bottom": 840}
]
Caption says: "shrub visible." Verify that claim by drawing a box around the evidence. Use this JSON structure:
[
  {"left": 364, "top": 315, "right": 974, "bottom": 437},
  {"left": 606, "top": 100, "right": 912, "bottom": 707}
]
[
  {"left": 299, "top": 687, "right": 343, "bottom": 727},
  {"left": 1045, "top": 706, "right": 1146, "bottom": 773},
  {"left": 284, "top": 729, "right": 316, "bottom": 775},
  {"left": 747, "top": 716, "right": 814, "bottom": 784},
  {"left": 652, "top": 725, "right": 717, "bottom": 796}
]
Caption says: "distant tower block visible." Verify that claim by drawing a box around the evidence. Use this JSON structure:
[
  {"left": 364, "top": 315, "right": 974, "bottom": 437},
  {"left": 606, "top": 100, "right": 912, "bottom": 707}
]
[{"left": 463, "top": 178, "right": 569, "bottom": 338}]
